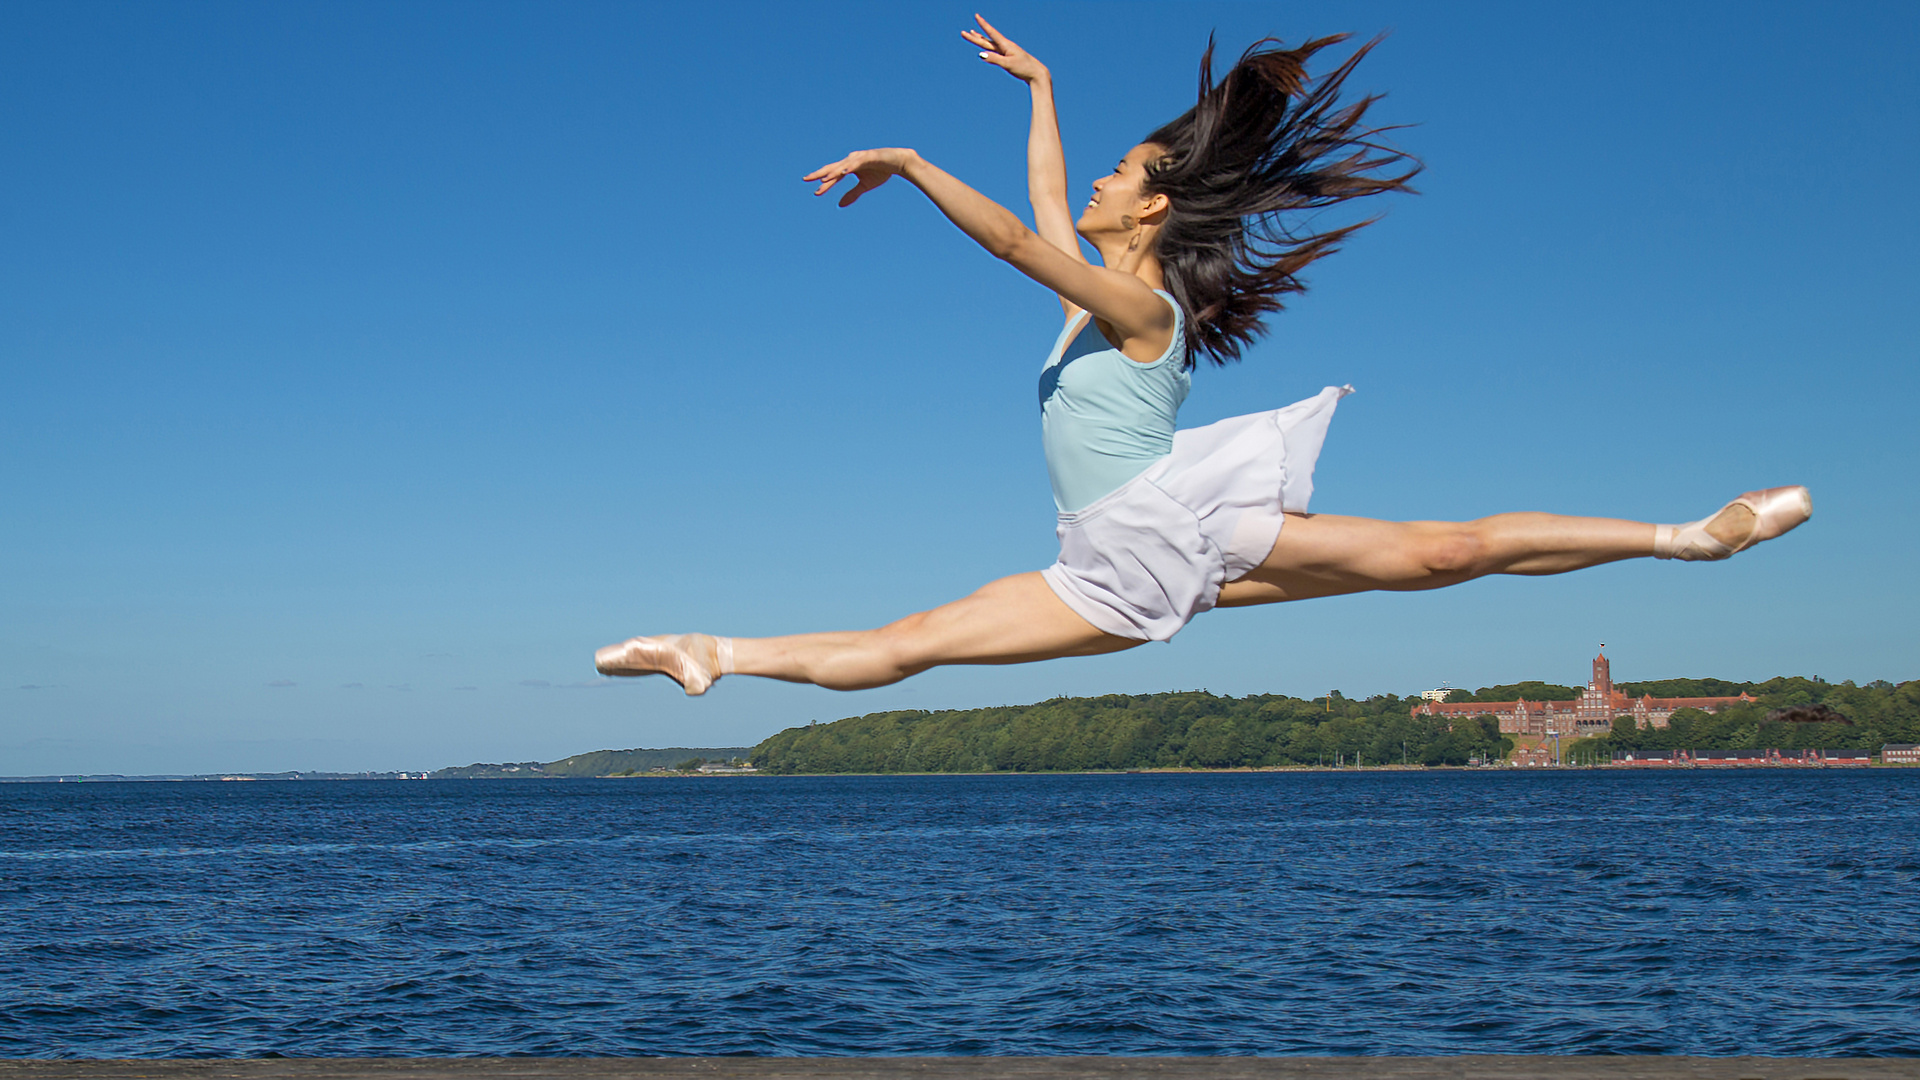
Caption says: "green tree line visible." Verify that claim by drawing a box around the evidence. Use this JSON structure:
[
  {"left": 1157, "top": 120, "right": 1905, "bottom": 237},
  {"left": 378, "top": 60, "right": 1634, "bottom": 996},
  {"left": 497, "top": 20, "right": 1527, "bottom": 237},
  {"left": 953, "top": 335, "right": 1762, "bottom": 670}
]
[
  {"left": 750, "top": 677, "right": 1919, "bottom": 774},
  {"left": 1443, "top": 681, "right": 1580, "bottom": 703},
  {"left": 1585, "top": 677, "right": 1920, "bottom": 756},
  {"left": 751, "top": 690, "right": 1510, "bottom": 774}
]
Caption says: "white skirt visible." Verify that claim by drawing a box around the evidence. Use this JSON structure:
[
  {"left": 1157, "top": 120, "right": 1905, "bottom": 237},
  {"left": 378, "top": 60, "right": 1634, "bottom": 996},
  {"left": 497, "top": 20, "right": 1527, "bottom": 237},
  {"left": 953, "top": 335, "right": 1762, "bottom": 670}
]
[{"left": 1040, "top": 385, "right": 1352, "bottom": 642}]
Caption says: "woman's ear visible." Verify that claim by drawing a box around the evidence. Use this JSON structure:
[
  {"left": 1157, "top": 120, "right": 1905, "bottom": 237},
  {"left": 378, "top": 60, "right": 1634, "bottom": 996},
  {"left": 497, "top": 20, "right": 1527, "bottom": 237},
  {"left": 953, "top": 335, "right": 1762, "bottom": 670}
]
[{"left": 1140, "top": 192, "right": 1171, "bottom": 224}]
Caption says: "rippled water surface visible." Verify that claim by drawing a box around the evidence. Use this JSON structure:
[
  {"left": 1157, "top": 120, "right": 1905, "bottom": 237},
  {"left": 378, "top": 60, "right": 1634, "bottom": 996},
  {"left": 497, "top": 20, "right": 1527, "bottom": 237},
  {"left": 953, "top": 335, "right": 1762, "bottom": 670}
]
[{"left": 1, "top": 771, "right": 1916, "bottom": 1058}]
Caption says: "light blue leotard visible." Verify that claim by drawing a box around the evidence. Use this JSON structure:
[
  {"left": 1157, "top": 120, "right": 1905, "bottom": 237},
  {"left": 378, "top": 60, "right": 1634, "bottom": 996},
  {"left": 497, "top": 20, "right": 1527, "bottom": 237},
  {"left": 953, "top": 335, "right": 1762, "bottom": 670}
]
[{"left": 1038, "top": 290, "right": 1191, "bottom": 512}]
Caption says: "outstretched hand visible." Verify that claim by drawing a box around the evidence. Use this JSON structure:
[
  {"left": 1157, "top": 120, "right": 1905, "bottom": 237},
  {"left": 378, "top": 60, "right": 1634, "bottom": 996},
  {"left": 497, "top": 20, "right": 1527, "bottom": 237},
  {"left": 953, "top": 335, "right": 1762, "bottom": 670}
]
[
  {"left": 962, "top": 14, "right": 1047, "bottom": 83},
  {"left": 804, "top": 148, "right": 916, "bottom": 208}
]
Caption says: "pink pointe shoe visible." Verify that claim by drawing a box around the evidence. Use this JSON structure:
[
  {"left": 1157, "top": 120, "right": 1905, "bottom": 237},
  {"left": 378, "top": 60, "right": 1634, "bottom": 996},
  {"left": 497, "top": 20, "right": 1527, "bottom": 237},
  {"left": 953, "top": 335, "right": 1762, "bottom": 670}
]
[
  {"left": 593, "top": 634, "right": 733, "bottom": 696},
  {"left": 1655, "top": 485, "right": 1812, "bottom": 561}
]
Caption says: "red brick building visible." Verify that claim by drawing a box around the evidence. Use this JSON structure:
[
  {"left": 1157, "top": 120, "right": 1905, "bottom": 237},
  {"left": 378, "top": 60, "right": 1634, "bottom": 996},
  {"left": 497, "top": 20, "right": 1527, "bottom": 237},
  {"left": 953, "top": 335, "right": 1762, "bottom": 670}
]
[
  {"left": 1510, "top": 742, "right": 1554, "bottom": 767},
  {"left": 1412, "top": 649, "right": 1755, "bottom": 737}
]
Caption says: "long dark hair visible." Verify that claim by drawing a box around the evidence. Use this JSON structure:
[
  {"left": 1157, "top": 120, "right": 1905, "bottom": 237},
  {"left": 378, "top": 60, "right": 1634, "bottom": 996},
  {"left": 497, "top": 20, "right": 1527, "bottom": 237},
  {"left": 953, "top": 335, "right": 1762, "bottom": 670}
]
[{"left": 1143, "top": 33, "right": 1419, "bottom": 367}]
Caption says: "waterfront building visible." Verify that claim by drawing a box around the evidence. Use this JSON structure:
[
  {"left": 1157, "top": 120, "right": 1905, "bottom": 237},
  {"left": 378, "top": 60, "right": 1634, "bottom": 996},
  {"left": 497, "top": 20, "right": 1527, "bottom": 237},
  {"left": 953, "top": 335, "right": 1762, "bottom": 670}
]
[
  {"left": 1884, "top": 744, "right": 1920, "bottom": 764},
  {"left": 1510, "top": 742, "right": 1553, "bottom": 767},
  {"left": 1411, "top": 648, "right": 1755, "bottom": 736},
  {"left": 1616, "top": 748, "right": 1871, "bottom": 767},
  {"left": 1611, "top": 749, "right": 1682, "bottom": 765}
]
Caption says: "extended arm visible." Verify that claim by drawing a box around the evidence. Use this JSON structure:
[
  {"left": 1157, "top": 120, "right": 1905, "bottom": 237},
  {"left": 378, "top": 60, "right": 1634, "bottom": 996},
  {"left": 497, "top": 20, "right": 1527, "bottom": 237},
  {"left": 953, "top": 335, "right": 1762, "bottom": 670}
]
[
  {"left": 962, "top": 16, "right": 1088, "bottom": 317},
  {"left": 1021, "top": 75, "right": 1078, "bottom": 262},
  {"left": 803, "top": 148, "right": 1170, "bottom": 353}
]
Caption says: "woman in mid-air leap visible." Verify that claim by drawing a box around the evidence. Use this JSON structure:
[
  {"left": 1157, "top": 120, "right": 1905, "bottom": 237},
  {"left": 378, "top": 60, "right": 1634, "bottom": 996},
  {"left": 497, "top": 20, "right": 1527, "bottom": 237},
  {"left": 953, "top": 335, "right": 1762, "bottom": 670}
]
[{"left": 596, "top": 17, "right": 1810, "bottom": 696}]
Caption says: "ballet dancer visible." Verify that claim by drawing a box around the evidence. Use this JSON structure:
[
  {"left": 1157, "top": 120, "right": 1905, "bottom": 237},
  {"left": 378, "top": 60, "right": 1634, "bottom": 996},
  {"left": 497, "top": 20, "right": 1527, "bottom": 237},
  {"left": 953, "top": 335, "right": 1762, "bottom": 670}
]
[{"left": 596, "top": 16, "right": 1810, "bottom": 696}]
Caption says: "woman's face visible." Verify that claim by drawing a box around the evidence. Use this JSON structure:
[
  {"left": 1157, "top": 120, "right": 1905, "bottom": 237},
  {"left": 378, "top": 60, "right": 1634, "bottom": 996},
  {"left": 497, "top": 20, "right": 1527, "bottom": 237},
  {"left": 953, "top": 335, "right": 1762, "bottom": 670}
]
[{"left": 1076, "top": 142, "right": 1165, "bottom": 240}]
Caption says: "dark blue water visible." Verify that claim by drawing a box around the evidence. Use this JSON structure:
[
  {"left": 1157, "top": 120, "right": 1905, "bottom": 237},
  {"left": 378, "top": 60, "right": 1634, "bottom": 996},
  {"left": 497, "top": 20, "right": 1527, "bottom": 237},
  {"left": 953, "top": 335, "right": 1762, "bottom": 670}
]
[{"left": 1, "top": 771, "right": 1915, "bottom": 1058}]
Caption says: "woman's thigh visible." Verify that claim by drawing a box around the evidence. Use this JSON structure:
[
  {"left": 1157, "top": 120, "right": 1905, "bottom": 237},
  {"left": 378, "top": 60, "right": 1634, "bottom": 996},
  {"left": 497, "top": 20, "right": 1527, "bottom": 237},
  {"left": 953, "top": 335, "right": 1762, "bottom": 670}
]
[
  {"left": 884, "top": 571, "right": 1142, "bottom": 671},
  {"left": 1215, "top": 513, "right": 1476, "bottom": 606}
]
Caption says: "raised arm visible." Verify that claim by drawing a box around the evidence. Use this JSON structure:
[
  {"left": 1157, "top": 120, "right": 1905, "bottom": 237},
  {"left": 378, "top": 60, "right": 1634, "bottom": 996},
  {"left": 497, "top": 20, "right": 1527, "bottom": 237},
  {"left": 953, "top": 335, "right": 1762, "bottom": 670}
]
[
  {"left": 803, "top": 148, "right": 1172, "bottom": 360},
  {"left": 962, "top": 16, "right": 1088, "bottom": 317}
]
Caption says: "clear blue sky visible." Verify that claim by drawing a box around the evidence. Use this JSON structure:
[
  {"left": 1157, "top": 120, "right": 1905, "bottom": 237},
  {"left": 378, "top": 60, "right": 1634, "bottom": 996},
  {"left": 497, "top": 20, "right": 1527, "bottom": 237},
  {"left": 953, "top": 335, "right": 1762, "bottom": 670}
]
[{"left": 4, "top": 1, "right": 1916, "bottom": 775}]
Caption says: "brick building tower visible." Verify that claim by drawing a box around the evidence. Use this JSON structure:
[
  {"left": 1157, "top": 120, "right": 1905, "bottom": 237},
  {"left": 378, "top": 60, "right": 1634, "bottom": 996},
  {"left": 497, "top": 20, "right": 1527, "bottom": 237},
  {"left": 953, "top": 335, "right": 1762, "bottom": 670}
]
[{"left": 1577, "top": 648, "right": 1614, "bottom": 725}]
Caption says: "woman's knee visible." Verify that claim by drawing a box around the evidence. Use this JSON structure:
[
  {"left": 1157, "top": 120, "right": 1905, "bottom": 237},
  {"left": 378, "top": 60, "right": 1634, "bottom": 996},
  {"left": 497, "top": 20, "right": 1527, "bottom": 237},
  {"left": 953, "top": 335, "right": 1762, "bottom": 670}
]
[
  {"left": 1413, "top": 522, "right": 1488, "bottom": 578},
  {"left": 858, "top": 613, "right": 934, "bottom": 679}
]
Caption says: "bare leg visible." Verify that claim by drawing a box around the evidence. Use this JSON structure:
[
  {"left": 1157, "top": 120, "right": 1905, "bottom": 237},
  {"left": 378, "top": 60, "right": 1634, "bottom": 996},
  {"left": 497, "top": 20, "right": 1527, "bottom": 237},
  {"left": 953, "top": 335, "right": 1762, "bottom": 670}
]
[
  {"left": 1219, "top": 510, "right": 1677, "bottom": 606},
  {"left": 601, "top": 572, "right": 1138, "bottom": 693},
  {"left": 600, "top": 496, "right": 1795, "bottom": 691}
]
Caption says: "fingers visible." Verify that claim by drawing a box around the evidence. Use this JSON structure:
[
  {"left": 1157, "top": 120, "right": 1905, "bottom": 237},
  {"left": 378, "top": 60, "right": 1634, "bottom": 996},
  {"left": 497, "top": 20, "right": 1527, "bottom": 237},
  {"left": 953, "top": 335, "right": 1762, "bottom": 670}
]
[
  {"left": 805, "top": 163, "right": 849, "bottom": 197},
  {"left": 804, "top": 152, "right": 863, "bottom": 194},
  {"left": 961, "top": 27, "right": 1006, "bottom": 67},
  {"left": 802, "top": 155, "right": 845, "bottom": 182},
  {"left": 974, "top": 13, "right": 1011, "bottom": 49},
  {"left": 964, "top": 15, "right": 1038, "bottom": 78},
  {"left": 804, "top": 155, "right": 889, "bottom": 205}
]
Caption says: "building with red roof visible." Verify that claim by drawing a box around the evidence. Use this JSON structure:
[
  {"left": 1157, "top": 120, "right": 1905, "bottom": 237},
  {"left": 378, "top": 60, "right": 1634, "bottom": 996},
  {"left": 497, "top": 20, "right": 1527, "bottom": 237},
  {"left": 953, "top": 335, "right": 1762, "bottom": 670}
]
[{"left": 1411, "top": 649, "right": 1755, "bottom": 737}]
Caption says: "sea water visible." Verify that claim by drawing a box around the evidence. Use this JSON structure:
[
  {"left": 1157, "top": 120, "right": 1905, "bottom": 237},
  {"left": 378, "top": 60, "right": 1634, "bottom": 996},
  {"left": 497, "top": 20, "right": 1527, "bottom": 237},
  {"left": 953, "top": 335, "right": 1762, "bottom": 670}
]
[{"left": 0, "top": 770, "right": 1914, "bottom": 1058}]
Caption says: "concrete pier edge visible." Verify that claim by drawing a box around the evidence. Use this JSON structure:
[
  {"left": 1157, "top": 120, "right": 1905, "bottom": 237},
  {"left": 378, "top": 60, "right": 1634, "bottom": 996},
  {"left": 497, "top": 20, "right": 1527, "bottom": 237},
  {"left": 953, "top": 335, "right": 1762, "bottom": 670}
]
[{"left": 1, "top": 1058, "right": 1915, "bottom": 1080}]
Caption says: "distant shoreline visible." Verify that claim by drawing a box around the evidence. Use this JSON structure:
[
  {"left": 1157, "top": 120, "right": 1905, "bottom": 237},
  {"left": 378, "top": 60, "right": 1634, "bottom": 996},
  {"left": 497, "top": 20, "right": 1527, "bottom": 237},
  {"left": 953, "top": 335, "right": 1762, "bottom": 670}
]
[{"left": 4, "top": 762, "right": 1911, "bottom": 784}]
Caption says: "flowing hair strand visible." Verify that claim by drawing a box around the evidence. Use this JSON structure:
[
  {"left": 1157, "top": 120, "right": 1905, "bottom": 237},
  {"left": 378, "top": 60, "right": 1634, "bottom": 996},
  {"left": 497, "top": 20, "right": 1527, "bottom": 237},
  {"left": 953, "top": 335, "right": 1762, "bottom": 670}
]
[{"left": 1143, "top": 33, "right": 1420, "bottom": 366}]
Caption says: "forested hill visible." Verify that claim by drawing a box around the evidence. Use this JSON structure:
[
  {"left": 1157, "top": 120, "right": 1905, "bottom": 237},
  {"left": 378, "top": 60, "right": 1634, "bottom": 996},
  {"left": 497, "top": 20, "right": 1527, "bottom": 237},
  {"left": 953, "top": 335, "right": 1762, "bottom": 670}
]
[
  {"left": 750, "top": 691, "right": 1508, "bottom": 774},
  {"left": 1586, "top": 677, "right": 1920, "bottom": 756},
  {"left": 434, "top": 747, "right": 751, "bottom": 778},
  {"left": 750, "top": 678, "right": 1920, "bottom": 774}
]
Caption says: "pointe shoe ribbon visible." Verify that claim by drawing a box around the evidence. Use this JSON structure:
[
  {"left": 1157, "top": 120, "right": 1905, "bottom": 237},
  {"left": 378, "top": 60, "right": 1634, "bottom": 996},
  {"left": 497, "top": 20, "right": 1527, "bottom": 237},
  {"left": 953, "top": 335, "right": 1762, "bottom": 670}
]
[
  {"left": 594, "top": 634, "right": 723, "bottom": 696},
  {"left": 1655, "top": 485, "right": 1812, "bottom": 561}
]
